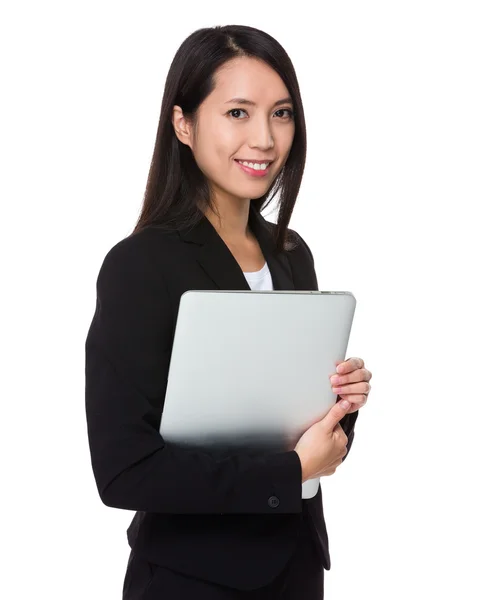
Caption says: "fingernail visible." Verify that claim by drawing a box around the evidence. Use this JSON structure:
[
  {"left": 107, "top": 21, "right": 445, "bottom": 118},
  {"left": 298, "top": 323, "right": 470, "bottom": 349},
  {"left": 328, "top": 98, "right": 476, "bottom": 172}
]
[{"left": 340, "top": 400, "right": 350, "bottom": 408}]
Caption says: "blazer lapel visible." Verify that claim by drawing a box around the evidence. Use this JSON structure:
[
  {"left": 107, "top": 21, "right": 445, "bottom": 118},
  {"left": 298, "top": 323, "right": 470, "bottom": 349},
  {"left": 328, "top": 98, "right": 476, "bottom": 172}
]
[{"left": 178, "top": 203, "right": 295, "bottom": 291}]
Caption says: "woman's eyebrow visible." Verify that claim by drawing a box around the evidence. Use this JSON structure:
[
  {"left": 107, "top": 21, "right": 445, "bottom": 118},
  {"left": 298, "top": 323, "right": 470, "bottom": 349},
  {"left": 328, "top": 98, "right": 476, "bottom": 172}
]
[{"left": 224, "top": 96, "right": 293, "bottom": 107}]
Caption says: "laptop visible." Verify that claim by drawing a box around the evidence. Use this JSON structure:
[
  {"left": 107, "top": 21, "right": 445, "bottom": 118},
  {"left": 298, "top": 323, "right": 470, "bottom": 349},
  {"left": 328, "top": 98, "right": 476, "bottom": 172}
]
[{"left": 159, "top": 290, "right": 356, "bottom": 499}]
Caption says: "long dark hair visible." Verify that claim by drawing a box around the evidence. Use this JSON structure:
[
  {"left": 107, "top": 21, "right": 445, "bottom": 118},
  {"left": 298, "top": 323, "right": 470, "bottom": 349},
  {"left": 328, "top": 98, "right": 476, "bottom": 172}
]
[{"left": 132, "top": 25, "right": 307, "bottom": 253}]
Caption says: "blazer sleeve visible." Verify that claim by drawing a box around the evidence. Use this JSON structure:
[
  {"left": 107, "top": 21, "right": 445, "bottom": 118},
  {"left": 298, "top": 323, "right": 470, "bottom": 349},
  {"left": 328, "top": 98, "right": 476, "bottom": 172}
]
[
  {"left": 294, "top": 230, "right": 360, "bottom": 463},
  {"left": 85, "top": 237, "right": 303, "bottom": 515}
]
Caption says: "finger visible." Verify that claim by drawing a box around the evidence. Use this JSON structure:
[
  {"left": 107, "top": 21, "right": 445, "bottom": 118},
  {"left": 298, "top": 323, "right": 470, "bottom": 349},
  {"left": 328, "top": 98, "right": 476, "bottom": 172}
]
[
  {"left": 330, "top": 368, "right": 372, "bottom": 385},
  {"left": 332, "top": 382, "right": 371, "bottom": 395},
  {"left": 335, "top": 394, "right": 368, "bottom": 410},
  {"left": 336, "top": 357, "right": 363, "bottom": 374},
  {"left": 334, "top": 397, "right": 360, "bottom": 414},
  {"left": 323, "top": 400, "right": 352, "bottom": 433}
]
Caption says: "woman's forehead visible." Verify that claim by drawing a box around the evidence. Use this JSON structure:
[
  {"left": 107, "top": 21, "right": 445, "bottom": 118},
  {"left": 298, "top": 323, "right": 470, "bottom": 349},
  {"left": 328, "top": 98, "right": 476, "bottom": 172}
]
[{"left": 207, "top": 58, "right": 291, "bottom": 107}]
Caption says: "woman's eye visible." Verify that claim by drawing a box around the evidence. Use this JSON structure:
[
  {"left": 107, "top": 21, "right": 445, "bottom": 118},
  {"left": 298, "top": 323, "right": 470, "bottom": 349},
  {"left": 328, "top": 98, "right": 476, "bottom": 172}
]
[
  {"left": 227, "top": 108, "right": 295, "bottom": 120},
  {"left": 228, "top": 108, "right": 248, "bottom": 119},
  {"left": 275, "top": 108, "right": 295, "bottom": 119}
]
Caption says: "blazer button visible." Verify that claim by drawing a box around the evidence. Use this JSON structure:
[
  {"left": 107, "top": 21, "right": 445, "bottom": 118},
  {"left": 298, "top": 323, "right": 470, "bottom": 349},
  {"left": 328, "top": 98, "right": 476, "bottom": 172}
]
[{"left": 268, "top": 495, "right": 280, "bottom": 508}]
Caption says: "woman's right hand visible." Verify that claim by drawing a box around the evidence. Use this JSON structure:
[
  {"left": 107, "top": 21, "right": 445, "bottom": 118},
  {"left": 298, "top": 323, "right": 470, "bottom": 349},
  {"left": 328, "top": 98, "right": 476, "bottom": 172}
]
[{"left": 294, "top": 400, "right": 351, "bottom": 482}]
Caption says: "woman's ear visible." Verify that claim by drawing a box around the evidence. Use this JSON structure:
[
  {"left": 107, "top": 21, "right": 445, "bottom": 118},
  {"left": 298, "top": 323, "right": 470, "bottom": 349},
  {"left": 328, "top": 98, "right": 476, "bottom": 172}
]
[{"left": 172, "top": 105, "right": 193, "bottom": 149}]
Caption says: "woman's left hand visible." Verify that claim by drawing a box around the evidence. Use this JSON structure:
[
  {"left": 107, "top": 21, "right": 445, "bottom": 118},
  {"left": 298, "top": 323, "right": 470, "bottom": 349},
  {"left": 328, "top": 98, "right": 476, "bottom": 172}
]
[{"left": 329, "top": 357, "right": 372, "bottom": 414}]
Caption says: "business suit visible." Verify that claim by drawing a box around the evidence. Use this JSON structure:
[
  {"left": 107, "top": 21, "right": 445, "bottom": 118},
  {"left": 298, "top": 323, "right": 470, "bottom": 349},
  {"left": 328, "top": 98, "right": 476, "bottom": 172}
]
[{"left": 85, "top": 201, "right": 359, "bottom": 595}]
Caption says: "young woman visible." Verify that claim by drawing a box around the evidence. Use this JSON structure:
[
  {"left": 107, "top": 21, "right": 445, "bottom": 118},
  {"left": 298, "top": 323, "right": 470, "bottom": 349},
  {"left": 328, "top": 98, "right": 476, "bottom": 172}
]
[{"left": 85, "top": 24, "right": 371, "bottom": 600}]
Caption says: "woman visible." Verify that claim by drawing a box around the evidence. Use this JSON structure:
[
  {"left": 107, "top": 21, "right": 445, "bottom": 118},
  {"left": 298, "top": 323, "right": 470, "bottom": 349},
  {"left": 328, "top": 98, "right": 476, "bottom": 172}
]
[{"left": 85, "top": 24, "right": 372, "bottom": 599}]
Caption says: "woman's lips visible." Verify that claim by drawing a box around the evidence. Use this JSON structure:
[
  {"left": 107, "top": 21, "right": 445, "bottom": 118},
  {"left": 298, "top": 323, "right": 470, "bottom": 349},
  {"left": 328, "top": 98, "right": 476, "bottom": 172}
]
[{"left": 234, "top": 159, "right": 272, "bottom": 178}]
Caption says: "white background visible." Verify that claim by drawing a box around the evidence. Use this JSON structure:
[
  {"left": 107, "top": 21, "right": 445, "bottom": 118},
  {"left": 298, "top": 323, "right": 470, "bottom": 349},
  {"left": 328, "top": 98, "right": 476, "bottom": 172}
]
[{"left": 1, "top": 1, "right": 477, "bottom": 598}]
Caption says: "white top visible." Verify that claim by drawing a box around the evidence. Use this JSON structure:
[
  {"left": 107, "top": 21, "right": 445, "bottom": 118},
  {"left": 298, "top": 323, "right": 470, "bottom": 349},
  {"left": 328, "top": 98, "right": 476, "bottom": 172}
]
[{"left": 243, "top": 261, "right": 274, "bottom": 291}]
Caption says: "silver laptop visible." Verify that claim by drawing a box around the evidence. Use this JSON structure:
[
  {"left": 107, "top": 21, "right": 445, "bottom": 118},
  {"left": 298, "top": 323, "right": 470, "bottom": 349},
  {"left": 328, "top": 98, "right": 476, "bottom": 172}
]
[{"left": 159, "top": 290, "right": 356, "bottom": 500}]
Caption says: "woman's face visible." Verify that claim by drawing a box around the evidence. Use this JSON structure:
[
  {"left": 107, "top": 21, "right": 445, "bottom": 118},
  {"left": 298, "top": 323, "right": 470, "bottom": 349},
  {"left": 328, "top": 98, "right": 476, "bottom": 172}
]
[{"left": 173, "top": 56, "right": 296, "bottom": 206}]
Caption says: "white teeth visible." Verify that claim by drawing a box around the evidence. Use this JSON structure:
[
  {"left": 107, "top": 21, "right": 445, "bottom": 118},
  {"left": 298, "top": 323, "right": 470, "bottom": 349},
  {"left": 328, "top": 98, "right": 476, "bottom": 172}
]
[{"left": 238, "top": 160, "right": 269, "bottom": 170}]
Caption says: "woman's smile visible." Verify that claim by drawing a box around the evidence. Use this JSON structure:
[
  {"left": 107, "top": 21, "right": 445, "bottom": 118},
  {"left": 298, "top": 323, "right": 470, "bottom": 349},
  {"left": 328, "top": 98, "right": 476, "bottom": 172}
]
[{"left": 234, "top": 159, "right": 273, "bottom": 177}]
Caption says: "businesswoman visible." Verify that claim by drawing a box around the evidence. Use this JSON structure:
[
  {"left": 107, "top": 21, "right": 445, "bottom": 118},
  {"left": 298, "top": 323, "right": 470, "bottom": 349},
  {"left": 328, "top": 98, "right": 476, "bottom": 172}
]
[{"left": 85, "top": 24, "right": 372, "bottom": 599}]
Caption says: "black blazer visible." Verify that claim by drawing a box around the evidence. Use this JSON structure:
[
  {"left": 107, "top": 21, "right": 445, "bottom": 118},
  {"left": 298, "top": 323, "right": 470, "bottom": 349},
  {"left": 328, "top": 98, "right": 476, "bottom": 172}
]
[{"left": 85, "top": 202, "right": 359, "bottom": 591}]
